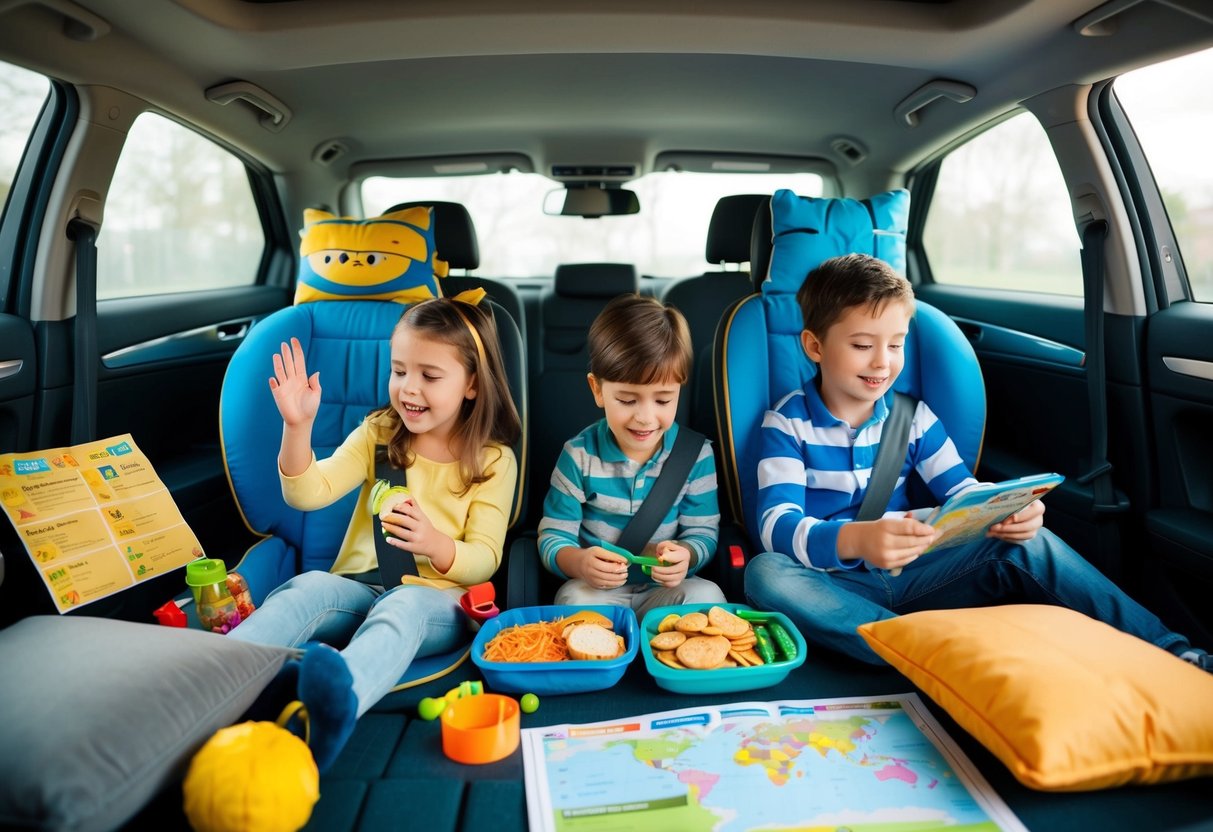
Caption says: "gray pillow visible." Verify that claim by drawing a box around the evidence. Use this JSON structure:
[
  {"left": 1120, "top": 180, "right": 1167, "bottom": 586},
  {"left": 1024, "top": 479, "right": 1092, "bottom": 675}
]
[{"left": 0, "top": 615, "right": 292, "bottom": 832}]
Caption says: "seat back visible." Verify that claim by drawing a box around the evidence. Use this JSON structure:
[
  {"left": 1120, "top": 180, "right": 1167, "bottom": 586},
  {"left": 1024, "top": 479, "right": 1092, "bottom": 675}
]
[
  {"left": 221, "top": 208, "right": 527, "bottom": 604},
  {"left": 714, "top": 188, "right": 984, "bottom": 536},
  {"left": 663, "top": 194, "right": 765, "bottom": 437},
  {"left": 528, "top": 262, "right": 638, "bottom": 524}
]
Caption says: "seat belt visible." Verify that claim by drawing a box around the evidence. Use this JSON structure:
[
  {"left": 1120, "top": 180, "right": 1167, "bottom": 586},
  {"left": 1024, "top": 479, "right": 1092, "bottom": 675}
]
[
  {"left": 856, "top": 392, "right": 914, "bottom": 524},
  {"left": 66, "top": 218, "right": 99, "bottom": 445},
  {"left": 372, "top": 449, "right": 420, "bottom": 589},
  {"left": 1075, "top": 220, "right": 1120, "bottom": 512},
  {"left": 615, "top": 426, "right": 706, "bottom": 559}
]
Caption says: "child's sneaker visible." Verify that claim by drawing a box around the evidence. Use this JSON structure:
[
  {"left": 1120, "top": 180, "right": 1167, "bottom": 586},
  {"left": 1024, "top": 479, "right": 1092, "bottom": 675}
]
[{"left": 1179, "top": 649, "right": 1213, "bottom": 674}]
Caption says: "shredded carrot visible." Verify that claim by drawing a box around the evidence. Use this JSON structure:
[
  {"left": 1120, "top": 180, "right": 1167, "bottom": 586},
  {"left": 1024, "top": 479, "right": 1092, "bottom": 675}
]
[{"left": 482, "top": 618, "right": 571, "bottom": 663}]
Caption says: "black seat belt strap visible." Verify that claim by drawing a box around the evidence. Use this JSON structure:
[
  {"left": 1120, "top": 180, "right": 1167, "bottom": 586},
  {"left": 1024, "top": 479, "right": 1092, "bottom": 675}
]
[
  {"left": 373, "top": 448, "right": 420, "bottom": 588},
  {"left": 615, "top": 426, "right": 706, "bottom": 557},
  {"left": 1075, "top": 220, "right": 1121, "bottom": 515},
  {"left": 66, "top": 218, "right": 98, "bottom": 445}
]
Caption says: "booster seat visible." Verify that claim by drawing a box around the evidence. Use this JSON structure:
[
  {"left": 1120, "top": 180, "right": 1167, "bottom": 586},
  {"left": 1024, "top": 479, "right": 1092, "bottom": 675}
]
[
  {"left": 219, "top": 205, "right": 527, "bottom": 685},
  {"left": 713, "top": 188, "right": 984, "bottom": 544}
]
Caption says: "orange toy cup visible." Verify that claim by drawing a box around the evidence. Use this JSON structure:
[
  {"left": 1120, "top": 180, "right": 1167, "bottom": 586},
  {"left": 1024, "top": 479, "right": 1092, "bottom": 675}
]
[{"left": 440, "top": 693, "right": 519, "bottom": 764}]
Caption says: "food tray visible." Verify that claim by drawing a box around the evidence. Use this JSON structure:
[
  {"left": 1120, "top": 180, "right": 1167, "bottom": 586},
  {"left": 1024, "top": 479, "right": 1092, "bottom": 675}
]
[
  {"left": 640, "top": 603, "right": 806, "bottom": 694},
  {"left": 471, "top": 604, "right": 639, "bottom": 695}
]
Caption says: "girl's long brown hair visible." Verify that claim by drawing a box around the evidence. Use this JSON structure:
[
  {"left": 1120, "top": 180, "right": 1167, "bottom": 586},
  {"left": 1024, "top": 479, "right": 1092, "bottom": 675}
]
[{"left": 372, "top": 298, "right": 521, "bottom": 495}]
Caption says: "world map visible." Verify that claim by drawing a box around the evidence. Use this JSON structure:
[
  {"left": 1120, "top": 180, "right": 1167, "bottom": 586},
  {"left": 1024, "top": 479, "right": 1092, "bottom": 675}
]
[{"left": 524, "top": 696, "right": 1022, "bottom": 832}]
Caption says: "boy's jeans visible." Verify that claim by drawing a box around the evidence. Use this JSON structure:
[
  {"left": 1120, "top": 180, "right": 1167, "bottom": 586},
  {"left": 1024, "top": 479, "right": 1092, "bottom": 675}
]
[
  {"left": 229, "top": 571, "right": 467, "bottom": 715},
  {"left": 744, "top": 529, "right": 1191, "bottom": 665}
]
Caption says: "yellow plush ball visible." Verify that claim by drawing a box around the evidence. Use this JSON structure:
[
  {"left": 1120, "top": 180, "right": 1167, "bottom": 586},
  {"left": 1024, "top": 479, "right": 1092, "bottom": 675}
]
[{"left": 183, "top": 721, "right": 320, "bottom": 832}]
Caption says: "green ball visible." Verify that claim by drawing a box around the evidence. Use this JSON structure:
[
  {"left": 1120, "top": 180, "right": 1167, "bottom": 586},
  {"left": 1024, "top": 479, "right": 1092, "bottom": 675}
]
[
  {"left": 520, "top": 693, "right": 539, "bottom": 714},
  {"left": 417, "top": 697, "right": 446, "bottom": 721}
]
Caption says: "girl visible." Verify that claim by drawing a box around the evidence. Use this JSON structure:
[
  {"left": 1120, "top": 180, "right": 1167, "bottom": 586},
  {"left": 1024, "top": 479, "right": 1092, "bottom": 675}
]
[{"left": 229, "top": 297, "right": 521, "bottom": 771}]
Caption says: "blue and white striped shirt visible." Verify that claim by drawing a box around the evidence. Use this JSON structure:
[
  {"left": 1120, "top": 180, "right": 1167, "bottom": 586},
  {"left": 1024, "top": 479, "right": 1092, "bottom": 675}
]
[
  {"left": 538, "top": 419, "right": 720, "bottom": 581},
  {"left": 757, "top": 383, "right": 974, "bottom": 570}
]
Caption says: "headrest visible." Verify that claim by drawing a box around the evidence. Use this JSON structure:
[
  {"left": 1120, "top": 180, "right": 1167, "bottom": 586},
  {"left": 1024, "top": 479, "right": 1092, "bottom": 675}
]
[
  {"left": 385, "top": 201, "right": 479, "bottom": 271},
  {"left": 705, "top": 194, "right": 768, "bottom": 265},
  {"left": 749, "top": 197, "right": 773, "bottom": 291},
  {"left": 293, "top": 207, "right": 446, "bottom": 305},
  {"left": 765, "top": 188, "right": 909, "bottom": 296},
  {"left": 554, "top": 263, "right": 639, "bottom": 299}
]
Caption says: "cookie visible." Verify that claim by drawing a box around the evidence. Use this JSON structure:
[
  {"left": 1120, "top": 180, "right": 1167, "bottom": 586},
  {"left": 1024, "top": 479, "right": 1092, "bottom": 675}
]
[
  {"left": 676, "top": 634, "right": 731, "bottom": 669},
  {"left": 654, "top": 650, "right": 685, "bottom": 669},
  {"left": 649, "top": 630, "right": 687, "bottom": 651},
  {"left": 674, "top": 612, "right": 709, "bottom": 633},
  {"left": 657, "top": 613, "right": 682, "bottom": 633},
  {"left": 707, "top": 606, "right": 750, "bottom": 639}
]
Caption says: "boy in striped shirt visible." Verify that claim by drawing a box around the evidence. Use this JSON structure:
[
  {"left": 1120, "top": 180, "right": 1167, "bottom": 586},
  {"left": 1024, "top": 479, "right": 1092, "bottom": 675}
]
[
  {"left": 745, "top": 253, "right": 1208, "bottom": 668},
  {"left": 538, "top": 294, "right": 726, "bottom": 616}
]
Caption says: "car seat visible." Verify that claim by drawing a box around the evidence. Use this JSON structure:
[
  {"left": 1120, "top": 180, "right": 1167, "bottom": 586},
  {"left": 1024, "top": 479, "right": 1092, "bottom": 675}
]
[
  {"left": 713, "top": 188, "right": 984, "bottom": 547},
  {"left": 219, "top": 206, "right": 527, "bottom": 687}
]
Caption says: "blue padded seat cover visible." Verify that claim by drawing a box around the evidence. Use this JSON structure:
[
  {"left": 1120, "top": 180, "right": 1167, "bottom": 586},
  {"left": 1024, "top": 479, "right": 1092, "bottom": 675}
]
[
  {"left": 221, "top": 301, "right": 403, "bottom": 598},
  {"left": 718, "top": 188, "right": 983, "bottom": 535}
]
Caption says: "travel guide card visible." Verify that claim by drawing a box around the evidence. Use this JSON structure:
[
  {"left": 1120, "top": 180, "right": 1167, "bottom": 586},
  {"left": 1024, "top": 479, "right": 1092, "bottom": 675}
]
[
  {"left": 924, "top": 472, "right": 1063, "bottom": 552},
  {"left": 0, "top": 434, "right": 204, "bottom": 612},
  {"left": 521, "top": 693, "right": 1026, "bottom": 832}
]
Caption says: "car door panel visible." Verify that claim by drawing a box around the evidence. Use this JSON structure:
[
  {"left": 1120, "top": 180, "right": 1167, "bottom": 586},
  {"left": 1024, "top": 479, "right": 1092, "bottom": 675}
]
[{"left": 0, "top": 314, "right": 36, "bottom": 454}]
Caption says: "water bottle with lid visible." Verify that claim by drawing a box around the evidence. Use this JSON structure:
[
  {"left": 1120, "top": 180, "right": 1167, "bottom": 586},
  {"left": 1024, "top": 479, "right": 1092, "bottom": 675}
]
[{"left": 186, "top": 558, "right": 243, "bottom": 634}]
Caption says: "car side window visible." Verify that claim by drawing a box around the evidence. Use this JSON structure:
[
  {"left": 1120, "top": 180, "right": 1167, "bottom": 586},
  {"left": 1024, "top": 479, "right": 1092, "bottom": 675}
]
[
  {"left": 1114, "top": 47, "right": 1213, "bottom": 303},
  {"left": 97, "top": 112, "right": 264, "bottom": 299},
  {"left": 921, "top": 112, "right": 1081, "bottom": 296},
  {"left": 0, "top": 61, "right": 50, "bottom": 221}
]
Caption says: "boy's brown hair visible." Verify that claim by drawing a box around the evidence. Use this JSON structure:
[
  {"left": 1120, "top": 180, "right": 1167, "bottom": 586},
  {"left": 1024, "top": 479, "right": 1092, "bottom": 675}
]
[
  {"left": 588, "top": 293, "right": 693, "bottom": 385},
  {"left": 797, "top": 253, "right": 914, "bottom": 337}
]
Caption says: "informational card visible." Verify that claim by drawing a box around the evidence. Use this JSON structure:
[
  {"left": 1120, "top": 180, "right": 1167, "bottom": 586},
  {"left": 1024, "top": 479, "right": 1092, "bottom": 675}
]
[
  {"left": 924, "top": 472, "right": 1064, "bottom": 552},
  {"left": 0, "top": 434, "right": 204, "bottom": 613}
]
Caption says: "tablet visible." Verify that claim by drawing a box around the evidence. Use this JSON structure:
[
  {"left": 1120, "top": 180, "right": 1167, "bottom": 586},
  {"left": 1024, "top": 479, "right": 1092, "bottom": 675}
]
[{"left": 925, "top": 472, "right": 1064, "bottom": 552}]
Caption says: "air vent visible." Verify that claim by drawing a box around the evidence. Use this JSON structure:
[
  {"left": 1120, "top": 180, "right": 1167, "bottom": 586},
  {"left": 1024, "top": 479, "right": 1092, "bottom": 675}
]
[{"left": 551, "top": 165, "right": 636, "bottom": 178}]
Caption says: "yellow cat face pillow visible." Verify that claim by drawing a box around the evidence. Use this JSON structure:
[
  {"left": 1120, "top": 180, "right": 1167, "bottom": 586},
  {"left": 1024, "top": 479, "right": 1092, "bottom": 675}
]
[{"left": 294, "top": 207, "right": 449, "bottom": 305}]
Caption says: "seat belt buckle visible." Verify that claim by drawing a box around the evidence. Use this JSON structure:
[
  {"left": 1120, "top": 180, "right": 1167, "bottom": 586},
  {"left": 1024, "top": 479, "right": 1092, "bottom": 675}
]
[{"left": 729, "top": 544, "right": 746, "bottom": 568}]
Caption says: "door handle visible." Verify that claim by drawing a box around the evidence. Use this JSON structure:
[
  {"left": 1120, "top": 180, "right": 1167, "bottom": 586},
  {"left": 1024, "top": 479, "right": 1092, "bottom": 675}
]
[
  {"left": 954, "top": 321, "right": 983, "bottom": 343},
  {"left": 216, "top": 321, "right": 250, "bottom": 341},
  {"left": 0, "top": 359, "right": 24, "bottom": 380}
]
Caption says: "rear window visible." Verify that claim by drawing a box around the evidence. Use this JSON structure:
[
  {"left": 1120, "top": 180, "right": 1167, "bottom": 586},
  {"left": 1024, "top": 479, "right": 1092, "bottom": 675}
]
[
  {"left": 362, "top": 171, "right": 824, "bottom": 279},
  {"left": 0, "top": 60, "right": 50, "bottom": 218}
]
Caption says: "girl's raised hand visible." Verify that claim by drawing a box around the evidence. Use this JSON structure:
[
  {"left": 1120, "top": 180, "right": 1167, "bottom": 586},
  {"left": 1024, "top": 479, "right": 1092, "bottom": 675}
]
[{"left": 269, "top": 337, "right": 322, "bottom": 426}]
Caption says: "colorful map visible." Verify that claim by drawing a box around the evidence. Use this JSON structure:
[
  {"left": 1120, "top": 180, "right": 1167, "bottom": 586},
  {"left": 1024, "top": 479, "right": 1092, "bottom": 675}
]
[{"left": 521, "top": 694, "right": 1025, "bottom": 832}]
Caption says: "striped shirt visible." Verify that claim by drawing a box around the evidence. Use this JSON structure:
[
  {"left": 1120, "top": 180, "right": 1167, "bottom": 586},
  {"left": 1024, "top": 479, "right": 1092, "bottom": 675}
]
[
  {"left": 538, "top": 419, "right": 720, "bottom": 581},
  {"left": 757, "top": 383, "right": 974, "bottom": 570}
]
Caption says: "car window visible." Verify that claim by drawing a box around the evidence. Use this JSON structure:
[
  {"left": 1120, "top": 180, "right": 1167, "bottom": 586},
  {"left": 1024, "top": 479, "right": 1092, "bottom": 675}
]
[
  {"left": 96, "top": 112, "right": 264, "bottom": 299},
  {"left": 1114, "top": 46, "right": 1213, "bottom": 303},
  {"left": 362, "top": 170, "right": 824, "bottom": 279},
  {"left": 921, "top": 112, "right": 1081, "bottom": 296},
  {"left": 0, "top": 60, "right": 50, "bottom": 220}
]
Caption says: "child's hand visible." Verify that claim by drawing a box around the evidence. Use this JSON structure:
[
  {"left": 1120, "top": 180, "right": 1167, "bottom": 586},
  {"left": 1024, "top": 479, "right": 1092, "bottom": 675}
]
[
  {"left": 987, "top": 498, "right": 1044, "bottom": 542},
  {"left": 381, "top": 497, "right": 456, "bottom": 571},
  {"left": 838, "top": 515, "right": 937, "bottom": 571},
  {"left": 649, "top": 541, "right": 692, "bottom": 588},
  {"left": 581, "top": 547, "right": 629, "bottom": 591},
  {"left": 268, "top": 337, "right": 321, "bottom": 427}
]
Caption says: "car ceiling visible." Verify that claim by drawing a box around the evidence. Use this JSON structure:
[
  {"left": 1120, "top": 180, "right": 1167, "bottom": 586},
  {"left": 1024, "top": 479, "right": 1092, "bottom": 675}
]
[{"left": 1, "top": 0, "right": 1212, "bottom": 190}]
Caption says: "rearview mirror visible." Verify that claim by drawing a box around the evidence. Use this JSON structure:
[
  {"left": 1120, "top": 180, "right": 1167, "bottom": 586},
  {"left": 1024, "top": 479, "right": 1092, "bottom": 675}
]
[{"left": 543, "top": 186, "right": 640, "bottom": 217}]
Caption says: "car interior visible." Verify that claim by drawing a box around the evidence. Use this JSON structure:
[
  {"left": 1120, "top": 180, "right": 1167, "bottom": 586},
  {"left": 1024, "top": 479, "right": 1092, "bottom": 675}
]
[{"left": 1, "top": 1, "right": 1213, "bottom": 830}]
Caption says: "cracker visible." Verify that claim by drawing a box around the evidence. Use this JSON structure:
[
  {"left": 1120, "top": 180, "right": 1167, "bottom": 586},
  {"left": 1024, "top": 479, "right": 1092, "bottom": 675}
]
[
  {"left": 649, "top": 630, "right": 687, "bottom": 651},
  {"left": 739, "top": 648, "right": 764, "bottom": 666},
  {"left": 728, "top": 649, "right": 754, "bottom": 667},
  {"left": 676, "top": 634, "right": 731, "bottom": 669},
  {"left": 707, "top": 606, "right": 750, "bottom": 639},
  {"left": 674, "top": 612, "right": 709, "bottom": 633},
  {"left": 700, "top": 625, "right": 724, "bottom": 636},
  {"left": 654, "top": 650, "right": 685, "bottom": 669}
]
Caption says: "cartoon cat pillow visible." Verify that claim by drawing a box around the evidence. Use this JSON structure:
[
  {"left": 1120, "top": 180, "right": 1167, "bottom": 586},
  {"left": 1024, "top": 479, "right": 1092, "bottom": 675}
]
[{"left": 294, "top": 206, "right": 449, "bottom": 305}]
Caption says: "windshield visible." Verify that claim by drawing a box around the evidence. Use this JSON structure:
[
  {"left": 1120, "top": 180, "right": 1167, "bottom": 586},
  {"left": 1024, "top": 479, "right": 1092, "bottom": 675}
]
[{"left": 362, "top": 170, "right": 825, "bottom": 279}]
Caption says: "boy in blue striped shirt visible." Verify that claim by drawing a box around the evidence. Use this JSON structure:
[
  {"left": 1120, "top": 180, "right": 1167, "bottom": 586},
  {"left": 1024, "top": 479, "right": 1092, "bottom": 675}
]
[
  {"left": 746, "top": 254, "right": 1209, "bottom": 669},
  {"left": 538, "top": 294, "right": 726, "bottom": 615}
]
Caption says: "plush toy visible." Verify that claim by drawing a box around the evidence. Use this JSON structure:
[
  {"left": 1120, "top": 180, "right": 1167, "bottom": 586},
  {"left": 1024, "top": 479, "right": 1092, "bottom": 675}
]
[
  {"left": 183, "top": 720, "right": 319, "bottom": 832},
  {"left": 294, "top": 206, "right": 448, "bottom": 305}
]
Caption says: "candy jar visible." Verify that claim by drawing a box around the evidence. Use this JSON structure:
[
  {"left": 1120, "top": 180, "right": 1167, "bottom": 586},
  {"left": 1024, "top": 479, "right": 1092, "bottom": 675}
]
[
  {"left": 186, "top": 558, "right": 242, "bottom": 634},
  {"left": 226, "top": 571, "right": 257, "bottom": 622}
]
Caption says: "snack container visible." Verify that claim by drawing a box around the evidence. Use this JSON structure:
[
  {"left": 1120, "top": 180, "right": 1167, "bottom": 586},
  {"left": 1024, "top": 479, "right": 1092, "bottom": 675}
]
[
  {"left": 640, "top": 603, "right": 807, "bottom": 694},
  {"left": 471, "top": 605, "right": 639, "bottom": 695}
]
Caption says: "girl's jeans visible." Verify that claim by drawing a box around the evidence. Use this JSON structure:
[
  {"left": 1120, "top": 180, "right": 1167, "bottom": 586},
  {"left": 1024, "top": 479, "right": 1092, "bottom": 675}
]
[{"left": 229, "top": 571, "right": 466, "bottom": 715}]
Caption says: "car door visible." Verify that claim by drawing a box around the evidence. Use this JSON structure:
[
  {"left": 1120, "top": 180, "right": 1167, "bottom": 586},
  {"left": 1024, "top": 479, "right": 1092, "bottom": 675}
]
[{"left": 1110, "top": 47, "right": 1213, "bottom": 646}]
